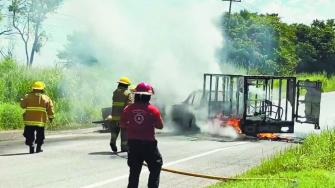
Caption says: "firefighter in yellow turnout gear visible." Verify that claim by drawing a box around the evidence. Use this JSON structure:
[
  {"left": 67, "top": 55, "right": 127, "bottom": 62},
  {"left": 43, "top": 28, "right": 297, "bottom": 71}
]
[
  {"left": 20, "top": 81, "right": 55, "bottom": 154},
  {"left": 109, "top": 77, "right": 133, "bottom": 152}
]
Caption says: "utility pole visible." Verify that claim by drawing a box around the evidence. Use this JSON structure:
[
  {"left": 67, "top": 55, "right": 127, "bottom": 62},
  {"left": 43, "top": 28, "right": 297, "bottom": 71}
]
[{"left": 221, "top": 0, "right": 241, "bottom": 28}]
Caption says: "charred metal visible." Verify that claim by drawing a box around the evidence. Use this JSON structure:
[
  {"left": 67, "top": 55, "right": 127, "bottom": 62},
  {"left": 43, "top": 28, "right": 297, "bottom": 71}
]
[{"left": 171, "top": 74, "right": 322, "bottom": 137}]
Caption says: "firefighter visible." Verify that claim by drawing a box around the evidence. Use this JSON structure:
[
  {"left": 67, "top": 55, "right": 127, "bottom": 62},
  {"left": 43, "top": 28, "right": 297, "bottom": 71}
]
[
  {"left": 20, "top": 81, "right": 54, "bottom": 154},
  {"left": 109, "top": 76, "right": 133, "bottom": 152},
  {"left": 120, "top": 82, "right": 163, "bottom": 188}
]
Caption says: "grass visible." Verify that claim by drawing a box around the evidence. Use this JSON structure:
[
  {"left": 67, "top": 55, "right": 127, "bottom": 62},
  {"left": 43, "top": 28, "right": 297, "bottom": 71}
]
[
  {"left": 0, "top": 103, "right": 24, "bottom": 130},
  {"left": 209, "top": 130, "right": 335, "bottom": 188},
  {"left": 0, "top": 58, "right": 100, "bottom": 130},
  {"left": 270, "top": 73, "right": 335, "bottom": 93},
  {"left": 297, "top": 73, "right": 335, "bottom": 93}
]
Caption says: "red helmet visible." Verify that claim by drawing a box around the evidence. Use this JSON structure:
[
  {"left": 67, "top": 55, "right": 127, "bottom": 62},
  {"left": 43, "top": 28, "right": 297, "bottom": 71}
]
[{"left": 134, "top": 82, "right": 154, "bottom": 95}]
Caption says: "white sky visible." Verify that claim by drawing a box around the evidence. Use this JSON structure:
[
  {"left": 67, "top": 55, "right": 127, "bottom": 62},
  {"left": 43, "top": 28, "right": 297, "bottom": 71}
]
[
  {"left": 1, "top": 0, "right": 334, "bottom": 65},
  {"left": 229, "top": 0, "right": 335, "bottom": 24}
]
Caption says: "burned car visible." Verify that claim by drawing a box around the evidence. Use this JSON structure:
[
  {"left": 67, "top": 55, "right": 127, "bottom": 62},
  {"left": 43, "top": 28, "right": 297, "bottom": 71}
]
[{"left": 169, "top": 90, "right": 203, "bottom": 132}]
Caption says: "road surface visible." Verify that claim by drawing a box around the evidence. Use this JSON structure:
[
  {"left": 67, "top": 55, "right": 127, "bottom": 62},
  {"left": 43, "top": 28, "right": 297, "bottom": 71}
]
[{"left": 0, "top": 130, "right": 292, "bottom": 188}]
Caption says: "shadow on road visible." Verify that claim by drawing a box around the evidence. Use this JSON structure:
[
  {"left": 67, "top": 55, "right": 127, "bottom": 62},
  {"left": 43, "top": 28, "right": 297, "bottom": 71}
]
[
  {"left": 0, "top": 152, "right": 30, "bottom": 156},
  {"left": 89, "top": 151, "right": 114, "bottom": 155},
  {"left": 89, "top": 151, "right": 127, "bottom": 155},
  {"left": 94, "top": 130, "right": 111, "bottom": 134}
]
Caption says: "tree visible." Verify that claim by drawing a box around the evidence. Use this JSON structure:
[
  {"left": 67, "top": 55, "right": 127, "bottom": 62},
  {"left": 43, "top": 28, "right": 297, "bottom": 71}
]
[
  {"left": 221, "top": 11, "right": 295, "bottom": 75},
  {"left": 220, "top": 10, "right": 299, "bottom": 75},
  {"left": 295, "top": 20, "right": 335, "bottom": 75},
  {"left": 8, "top": 0, "right": 62, "bottom": 67}
]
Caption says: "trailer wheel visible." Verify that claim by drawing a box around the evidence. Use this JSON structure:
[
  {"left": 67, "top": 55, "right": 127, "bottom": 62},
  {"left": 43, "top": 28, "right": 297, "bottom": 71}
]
[{"left": 188, "top": 115, "right": 200, "bottom": 132}]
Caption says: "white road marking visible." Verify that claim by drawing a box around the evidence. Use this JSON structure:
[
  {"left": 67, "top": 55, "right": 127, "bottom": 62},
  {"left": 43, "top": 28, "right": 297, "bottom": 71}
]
[{"left": 80, "top": 142, "right": 248, "bottom": 188}]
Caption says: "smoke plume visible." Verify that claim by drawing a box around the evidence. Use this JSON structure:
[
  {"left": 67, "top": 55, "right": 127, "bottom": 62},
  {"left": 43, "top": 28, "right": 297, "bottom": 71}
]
[{"left": 57, "top": 0, "right": 224, "bottom": 107}]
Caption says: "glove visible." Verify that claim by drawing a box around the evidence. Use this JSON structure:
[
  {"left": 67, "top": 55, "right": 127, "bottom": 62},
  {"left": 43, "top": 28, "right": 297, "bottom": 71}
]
[{"left": 49, "top": 118, "right": 53, "bottom": 123}]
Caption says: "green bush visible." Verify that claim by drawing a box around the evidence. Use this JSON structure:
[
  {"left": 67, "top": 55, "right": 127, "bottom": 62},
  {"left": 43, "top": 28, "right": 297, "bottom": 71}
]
[{"left": 0, "top": 103, "right": 24, "bottom": 130}]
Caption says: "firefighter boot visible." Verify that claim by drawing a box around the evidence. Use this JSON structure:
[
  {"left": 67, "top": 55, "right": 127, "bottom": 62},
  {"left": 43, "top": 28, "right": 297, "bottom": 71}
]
[
  {"left": 121, "top": 141, "right": 128, "bottom": 152},
  {"left": 36, "top": 144, "right": 43, "bottom": 153},
  {"left": 29, "top": 145, "right": 35, "bottom": 154},
  {"left": 110, "top": 144, "right": 117, "bottom": 152}
]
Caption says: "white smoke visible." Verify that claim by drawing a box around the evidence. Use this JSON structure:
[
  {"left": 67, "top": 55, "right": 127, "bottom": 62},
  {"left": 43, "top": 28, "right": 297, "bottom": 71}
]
[
  {"left": 54, "top": 0, "right": 224, "bottom": 105},
  {"left": 200, "top": 119, "right": 239, "bottom": 141}
]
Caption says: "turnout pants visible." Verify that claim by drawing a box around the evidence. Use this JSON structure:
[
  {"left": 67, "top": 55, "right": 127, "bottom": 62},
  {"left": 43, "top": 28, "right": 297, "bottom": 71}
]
[
  {"left": 127, "top": 140, "right": 163, "bottom": 188},
  {"left": 23, "top": 125, "right": 45, "bottom": 146},
  {"left": 110, "top": 121, "right": 128, "bottom": 151}
]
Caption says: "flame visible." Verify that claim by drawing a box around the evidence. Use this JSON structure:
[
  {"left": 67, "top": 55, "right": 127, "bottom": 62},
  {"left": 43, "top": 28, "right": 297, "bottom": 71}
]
[
  {"left": 211, "top": 113, "right": 242, "bottom": 134},
  {"left": 257, "top": 133, "right": 279, "bottom": 140},
  {"left": 226, "top": 118, "right": 242, "bottom": 134},
  {"left": 211, "top": 113, "right": 280, "bottom": 139}
]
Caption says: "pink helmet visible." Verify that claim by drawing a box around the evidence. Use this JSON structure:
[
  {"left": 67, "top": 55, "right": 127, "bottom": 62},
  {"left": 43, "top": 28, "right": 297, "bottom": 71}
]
[{"left": 134, "top": 82, "right": 154, "bottom": 95}]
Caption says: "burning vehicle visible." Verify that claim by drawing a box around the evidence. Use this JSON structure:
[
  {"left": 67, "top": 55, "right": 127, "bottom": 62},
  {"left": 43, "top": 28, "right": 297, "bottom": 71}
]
[{"left": 170, "top": 73, "right": 322, "bottom": 136}]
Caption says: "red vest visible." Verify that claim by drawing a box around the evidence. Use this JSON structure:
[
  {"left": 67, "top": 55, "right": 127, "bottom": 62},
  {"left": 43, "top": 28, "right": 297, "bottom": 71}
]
[{"left": 120, "top": 103, "right": 163, "bottom": 141}]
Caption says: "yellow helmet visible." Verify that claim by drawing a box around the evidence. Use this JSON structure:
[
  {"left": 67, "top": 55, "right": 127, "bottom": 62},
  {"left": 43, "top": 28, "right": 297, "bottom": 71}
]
[
  {"left": 32, "top": 81, "right": 46, "bottom": 90},
  {"left": 118, "top": 77, "right": 131, "bottom": 85}
]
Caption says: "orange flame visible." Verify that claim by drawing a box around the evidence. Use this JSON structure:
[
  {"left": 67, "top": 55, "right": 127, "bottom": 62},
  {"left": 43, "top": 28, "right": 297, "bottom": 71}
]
[
  {"left": 211, "top": 113, "right": 242, "bottom": 134},
  {"left": 257, "top": 133, "right": 279, "bottom": 140},
  {"left": 227, "top": 118, "right": 242, "bottom": 134}
]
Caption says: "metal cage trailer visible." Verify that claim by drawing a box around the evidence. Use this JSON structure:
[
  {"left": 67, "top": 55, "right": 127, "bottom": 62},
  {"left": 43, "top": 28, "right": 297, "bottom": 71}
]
[{"left": 202, "top": 73, "right": 322, "bottom": 136}]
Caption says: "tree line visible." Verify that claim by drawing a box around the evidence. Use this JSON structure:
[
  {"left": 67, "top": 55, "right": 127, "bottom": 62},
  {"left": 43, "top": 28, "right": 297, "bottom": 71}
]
[{"left": 220, "top": 10, "right": 335, "bottom": 76}]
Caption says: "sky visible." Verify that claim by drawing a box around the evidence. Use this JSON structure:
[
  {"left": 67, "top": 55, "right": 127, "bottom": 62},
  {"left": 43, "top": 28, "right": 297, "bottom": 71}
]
[
  {"left": 1, "top": 0, "right": 335, "bottom": 65},
  {"left": 39, "top": 0, "right": 335, "bottom": 65},
  {"left": 229, "top": 0, "right": 335, "bottom": 24}
]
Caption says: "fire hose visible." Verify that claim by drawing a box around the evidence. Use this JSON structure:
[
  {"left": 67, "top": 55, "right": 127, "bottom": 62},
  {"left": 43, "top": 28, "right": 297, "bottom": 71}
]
[{"left": 115, "top": 153, "right": 297, "bottom": 183}]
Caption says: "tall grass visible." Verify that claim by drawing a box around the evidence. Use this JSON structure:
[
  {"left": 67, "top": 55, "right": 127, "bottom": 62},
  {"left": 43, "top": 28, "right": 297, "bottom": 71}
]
[
  {"left": 0, "top": 58, "right": 63, "bottom": 103},
  {"left": 0, "top": 58, "right": 99, "bottom": 130}
]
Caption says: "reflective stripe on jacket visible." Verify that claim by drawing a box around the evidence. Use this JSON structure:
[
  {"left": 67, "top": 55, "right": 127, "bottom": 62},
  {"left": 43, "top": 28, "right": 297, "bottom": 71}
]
[
  {"left": 111, "top": 87, "right": 132, "bottom": 122},
  {"left": 20, "top": 92, "right": 55, "bottom": 127}
]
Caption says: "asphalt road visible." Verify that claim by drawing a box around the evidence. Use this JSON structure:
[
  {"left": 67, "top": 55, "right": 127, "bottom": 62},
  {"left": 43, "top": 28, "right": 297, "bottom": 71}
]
[
  {"left": 0, "top": 130, "right": 292, "bottom": 188},
  {"left": 0, "top": 92, "right": 333, "bottom": 188}
]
